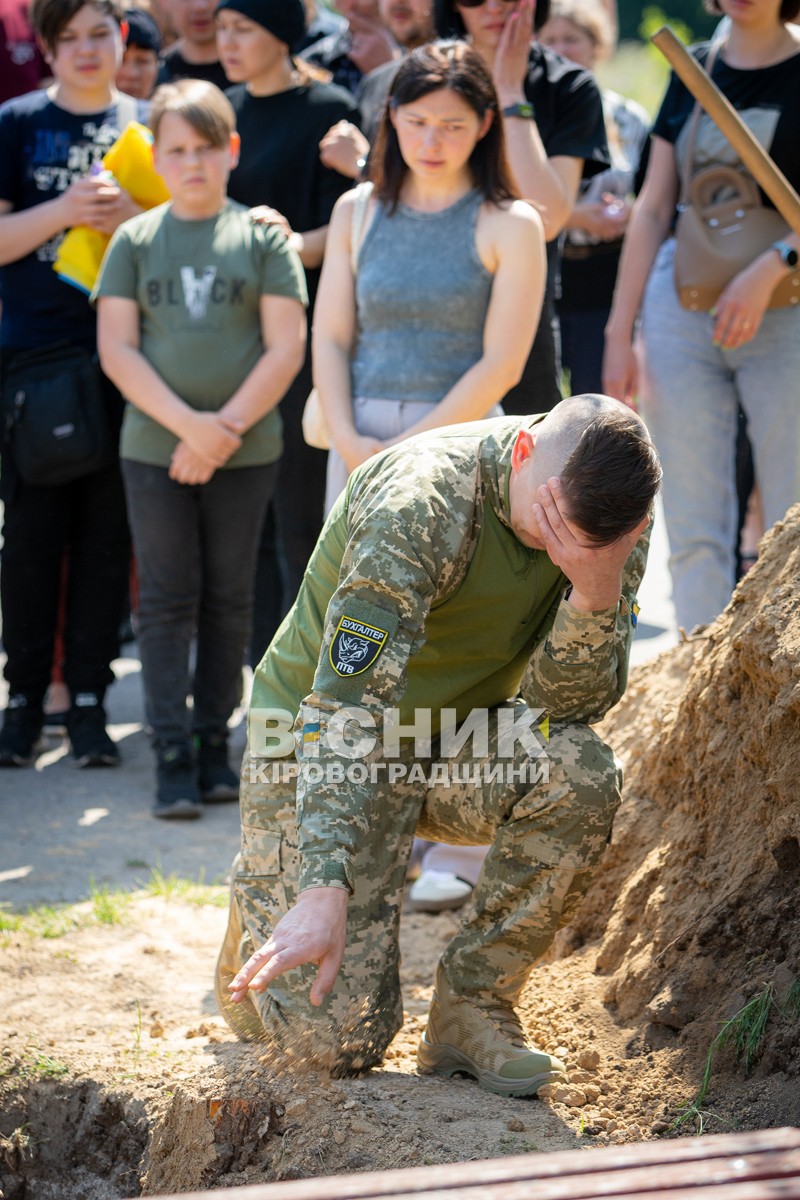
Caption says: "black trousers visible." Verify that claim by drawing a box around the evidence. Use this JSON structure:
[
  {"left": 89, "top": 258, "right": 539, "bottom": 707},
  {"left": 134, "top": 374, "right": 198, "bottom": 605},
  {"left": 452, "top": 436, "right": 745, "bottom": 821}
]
[
  {"left": 249, "top": 352, "right": 328, "bottom": 667},
  {"left": 0, "top": 452, "right": 131, "bottom": 705},
  {"left": 500, "top": 296, "right": 562, "bottom": 416}
]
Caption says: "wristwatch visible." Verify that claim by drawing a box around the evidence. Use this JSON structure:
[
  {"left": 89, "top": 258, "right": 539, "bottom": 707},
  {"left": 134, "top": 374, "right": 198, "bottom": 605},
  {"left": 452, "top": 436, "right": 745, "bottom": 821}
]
[
  {"left": 771, "top": 240, "right": 799, "bottom": 269},
  {"left": 502, "top": 102, "right": 535, "bottom": 120}
]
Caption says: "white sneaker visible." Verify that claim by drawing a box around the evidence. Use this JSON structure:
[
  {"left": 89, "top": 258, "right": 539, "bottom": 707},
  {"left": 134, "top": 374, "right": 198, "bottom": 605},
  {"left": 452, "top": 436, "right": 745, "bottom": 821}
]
[{"left": 407, "top": 869, "right": 473, "bottom": 913}]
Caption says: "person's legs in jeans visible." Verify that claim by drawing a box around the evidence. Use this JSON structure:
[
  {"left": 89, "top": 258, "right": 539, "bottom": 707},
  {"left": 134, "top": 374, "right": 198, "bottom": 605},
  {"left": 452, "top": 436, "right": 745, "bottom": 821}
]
[
  {"left": 193, "top": 463, "right": 277, "bottom": 798},
  {"left": 0, "top": 471, "right": 72, "bottom": 762},
  {"left": 731, "top": 307, "right": 800, "bottom": 537},
  {"left": 273, "top": 365, "right": 328, "bottom": 613},
  {"left": 500, "top": 296, "right": 562, "bottom": 416},
  {"left": 62, "top": 461, "right": 131, "bottom": 700},
  {"left": 121, "top": 459, "right": 201, "bottom": 747},
  {"left": 559, "top": 308, "right": 609, "bottom": 396},
  {"left": 249, "top": 362, "right": 327, "bottom": 667},
  {"left": 0, "top": 476, "right": 71, "bottom": 709},
  {"left": 59, "top": 459, "right": 131, "bottom": 765},
  {"left": 249, "top": 503, "right": 285, "bottom": 668},
  {"left": 639, "top": 240, "right": 739, "bottom": 631}
]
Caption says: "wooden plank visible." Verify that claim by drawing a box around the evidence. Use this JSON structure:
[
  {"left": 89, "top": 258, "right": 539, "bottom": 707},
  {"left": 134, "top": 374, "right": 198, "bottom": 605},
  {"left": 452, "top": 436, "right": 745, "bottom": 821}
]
[
  {"left": 359, "top": 1149, "right": 800, "bottom": 1200},
  {"left": 153, "top": 1129, "right": 800, "bottom": 1200}
]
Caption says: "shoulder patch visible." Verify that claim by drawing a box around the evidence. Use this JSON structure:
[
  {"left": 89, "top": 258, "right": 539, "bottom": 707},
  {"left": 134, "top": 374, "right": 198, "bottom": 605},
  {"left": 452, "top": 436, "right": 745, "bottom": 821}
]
[{"left": 329, "top": 615, "right": 389, "bottom": 677}]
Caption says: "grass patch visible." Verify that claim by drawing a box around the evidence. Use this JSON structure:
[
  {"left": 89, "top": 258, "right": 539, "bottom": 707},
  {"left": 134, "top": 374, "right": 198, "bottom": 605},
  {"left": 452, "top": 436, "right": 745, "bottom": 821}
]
[
  {"left": 1, "top": 868, "right": 227, "bottom": 949},
  {"left": 26, "top": 1052, "right": 70, "bottom": 1079},
  {"left": 0, "top": 907, "right": 23, "bottom": 935},
  {"left": 140, "top": 864, "right": 227, "bottom": 907},
  {"left": 89, "top": 879, "right": 131, "bottom": 926},
  {"left": 785, "top": 976, "right": 800, "bottom": 1018},
  {"left": 24, "top": 905, "right": 81, "bottom": 940},
  {"left": 2, "top": 1050, "right": 72, "bottom": 1081},
  {"left": 671, "top": 983, "right": 776, "bottom": 1130}
]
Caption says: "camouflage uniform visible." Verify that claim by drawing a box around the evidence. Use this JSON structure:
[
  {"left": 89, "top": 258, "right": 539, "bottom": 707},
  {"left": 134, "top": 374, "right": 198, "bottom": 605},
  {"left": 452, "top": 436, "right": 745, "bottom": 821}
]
[{"left": 218, "top": 417, "right": 648, "bottom": 1069}]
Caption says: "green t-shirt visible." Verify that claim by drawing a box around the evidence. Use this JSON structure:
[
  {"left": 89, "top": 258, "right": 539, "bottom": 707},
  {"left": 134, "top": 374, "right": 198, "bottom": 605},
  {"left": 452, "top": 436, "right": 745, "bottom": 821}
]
[{"left": 95, "top": 199, "right": 307, "bottom": 467}]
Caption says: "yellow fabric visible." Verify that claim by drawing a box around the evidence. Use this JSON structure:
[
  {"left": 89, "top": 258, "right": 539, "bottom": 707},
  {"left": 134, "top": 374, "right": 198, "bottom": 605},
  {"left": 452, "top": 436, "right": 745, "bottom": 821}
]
[{"left": 54, "top": 122, "right": 170, "bottom": 294}]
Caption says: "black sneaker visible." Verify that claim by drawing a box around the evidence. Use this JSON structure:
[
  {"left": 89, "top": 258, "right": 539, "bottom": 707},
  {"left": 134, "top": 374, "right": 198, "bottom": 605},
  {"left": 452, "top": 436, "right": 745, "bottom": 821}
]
[
  {"left": 66, "top": 694, "right": 120, "bottom": 767},
  {"left": 196, "top": 733, "right": 239, "bottom": 803},
  {"left": 0, "top": 700, "right": 44, "bottom": 767},
  {"left": 154, "top": 742, "right": 203, "bottom": 819}
]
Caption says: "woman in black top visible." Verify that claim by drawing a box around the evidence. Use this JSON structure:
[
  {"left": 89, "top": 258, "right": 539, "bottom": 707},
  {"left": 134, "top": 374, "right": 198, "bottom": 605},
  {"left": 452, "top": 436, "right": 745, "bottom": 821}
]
[
  {"left": 435, "top": 0, "right": 609, "bottom": 412},
  {"left": 215, "top": 0, "right": 358, "bottom": 663}
]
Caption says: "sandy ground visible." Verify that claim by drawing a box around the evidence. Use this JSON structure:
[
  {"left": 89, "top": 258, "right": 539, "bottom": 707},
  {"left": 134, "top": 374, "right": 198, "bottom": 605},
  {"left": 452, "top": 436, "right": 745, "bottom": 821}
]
[{"left": 2, "top": 504, "right": 799, "bottom": 1199}]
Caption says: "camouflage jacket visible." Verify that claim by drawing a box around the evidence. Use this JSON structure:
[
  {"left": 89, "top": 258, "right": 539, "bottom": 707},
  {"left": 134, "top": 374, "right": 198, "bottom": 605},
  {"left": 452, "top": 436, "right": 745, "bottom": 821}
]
[{"left": 249, "top": 417, "right": 650, "bottom": 892}]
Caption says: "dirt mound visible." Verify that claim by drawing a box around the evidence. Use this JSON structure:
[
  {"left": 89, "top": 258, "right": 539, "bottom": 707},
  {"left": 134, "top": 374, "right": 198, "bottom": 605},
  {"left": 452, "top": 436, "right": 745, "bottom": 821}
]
[{"left": 557, "top": 504, "right": 800, "bottom": 1122}]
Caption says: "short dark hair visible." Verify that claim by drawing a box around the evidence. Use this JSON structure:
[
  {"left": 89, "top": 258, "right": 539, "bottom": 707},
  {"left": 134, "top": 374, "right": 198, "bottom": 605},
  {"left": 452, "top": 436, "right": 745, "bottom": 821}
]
[
  {"left": 560, "top": 406, "right": 662, "bottom": 545},
  {"left": 31, "top": 0, "right": 125, "bottom": 52},
  {"left": 149, "top": 79, "right": 236, "bottom": 147},
  {"left": 371, "top": 40, "right": 517, "bottom": 213},
  {"left": 434, "top": 0, "right": 551, "bottom": 37},
  {"left": 703, "top": 0, "right": 800, "bottom": 17}
]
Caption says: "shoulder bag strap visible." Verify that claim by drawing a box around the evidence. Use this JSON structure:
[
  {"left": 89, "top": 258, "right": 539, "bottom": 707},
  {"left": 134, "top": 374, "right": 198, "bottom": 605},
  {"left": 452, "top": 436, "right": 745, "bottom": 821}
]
[
  {"left": 115, "top": 91, "right": 140, "bottom": 133},
  {"left": 350, "top": 181, "right": 374, "bottom": 275},
  {"left": 679, "top": 38, "right": 725, "bottom": 209}
]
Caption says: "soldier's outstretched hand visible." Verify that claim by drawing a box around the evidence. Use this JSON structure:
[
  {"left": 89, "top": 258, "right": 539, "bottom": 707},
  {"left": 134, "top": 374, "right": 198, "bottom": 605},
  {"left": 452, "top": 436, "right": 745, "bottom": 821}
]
[
  {"left": 533, "top": 477, "right": 649, "bottom": 612},
  {"left": 228, "top": 886, "right": 348, "bottom": 1008}
]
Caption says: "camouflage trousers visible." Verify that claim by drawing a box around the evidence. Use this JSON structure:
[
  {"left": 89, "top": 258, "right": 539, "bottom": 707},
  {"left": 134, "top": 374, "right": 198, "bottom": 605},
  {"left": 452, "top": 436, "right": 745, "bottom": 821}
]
[{"left": 216, "top": 708, "right": 621, "bottom": 1071}]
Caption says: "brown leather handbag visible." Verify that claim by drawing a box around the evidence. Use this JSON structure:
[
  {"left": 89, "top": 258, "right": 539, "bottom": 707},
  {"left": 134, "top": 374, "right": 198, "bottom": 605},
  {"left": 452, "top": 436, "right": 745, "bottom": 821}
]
[
  {"left": 672, "top": 41, "right": 800, "bottom": 312},
  {"left": 674, "top": 165, "right": 800, "bottom": 311}
]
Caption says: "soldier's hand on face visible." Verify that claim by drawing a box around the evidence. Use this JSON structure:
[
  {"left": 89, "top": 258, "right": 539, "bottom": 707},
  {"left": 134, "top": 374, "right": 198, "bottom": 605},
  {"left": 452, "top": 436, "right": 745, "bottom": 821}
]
[
  {"left": 533, "top": 477, "right": 649, "bottom": 612},
  {"left": 228, "top": 886, "right": 348, "bottom": 1008}
]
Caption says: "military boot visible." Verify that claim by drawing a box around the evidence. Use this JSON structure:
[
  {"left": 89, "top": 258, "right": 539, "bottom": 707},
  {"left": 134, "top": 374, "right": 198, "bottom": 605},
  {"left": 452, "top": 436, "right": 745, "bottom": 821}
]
[{"left": 418, "top": 966, "right": 567, "bottom": 1097}]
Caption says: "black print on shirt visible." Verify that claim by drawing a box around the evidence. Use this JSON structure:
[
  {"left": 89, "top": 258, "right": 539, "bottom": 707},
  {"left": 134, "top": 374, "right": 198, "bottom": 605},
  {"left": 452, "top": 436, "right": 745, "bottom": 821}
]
[{"left": 146, "top": 269, "right": 246, "bottom": 318}]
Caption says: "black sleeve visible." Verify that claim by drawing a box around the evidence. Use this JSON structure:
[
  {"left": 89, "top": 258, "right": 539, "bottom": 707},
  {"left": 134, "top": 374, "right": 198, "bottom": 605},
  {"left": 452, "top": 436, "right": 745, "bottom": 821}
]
[
  {"left": 525, "top": 49, "right": 610, "bottom": 179},
  {"left": 0, "top": 102, "right": 21, "bottom": 205},
  {"left": 312, "top": 95, "right": 362, "bottom": 230},
  {"left": 652, "top": 43, "right": 709, "bottom": 146}
]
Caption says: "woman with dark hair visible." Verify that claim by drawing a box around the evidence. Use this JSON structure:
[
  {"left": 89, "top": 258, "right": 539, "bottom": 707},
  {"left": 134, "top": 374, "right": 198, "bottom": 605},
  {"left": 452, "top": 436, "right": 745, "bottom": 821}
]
[
  {"left": 434, "top": 0, "right": 609, "bottom": 412},
  {"left": 314, "top": 40, "right": 545, "bottom": 909},
  {"left": 313, "top": 39, "right": 545, "bottom": 509},
  {"left": 604, "top": 0, "right": 800, "bottom": 633},
  {"left": 214, "top": 0, "right": 358, "bottom": 663}
]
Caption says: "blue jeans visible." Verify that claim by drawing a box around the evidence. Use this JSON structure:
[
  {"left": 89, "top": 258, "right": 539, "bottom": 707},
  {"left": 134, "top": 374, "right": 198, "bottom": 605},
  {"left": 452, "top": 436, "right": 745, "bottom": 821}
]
[
  {"left": 122, "top": 459, "right": 277, "bottom": 744},
  {"left": 640, "top": 238, "right": 800, "bottom": 631}
]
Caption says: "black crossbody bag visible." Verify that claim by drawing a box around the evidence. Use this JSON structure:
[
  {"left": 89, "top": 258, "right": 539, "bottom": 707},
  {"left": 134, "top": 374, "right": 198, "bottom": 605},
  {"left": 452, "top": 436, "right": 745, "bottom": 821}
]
[
  {"left": 0, "top": 95, "right": 141, "bottom": 488},
  {"left": 1, "top": 340, "right": 113, "bottom": 486}
]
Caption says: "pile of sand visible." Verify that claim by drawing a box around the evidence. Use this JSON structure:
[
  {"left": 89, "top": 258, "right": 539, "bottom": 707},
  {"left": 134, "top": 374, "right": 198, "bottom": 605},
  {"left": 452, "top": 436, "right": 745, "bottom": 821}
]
[{"left": 554, "top": 503, "right": 800, "bottom": 1121}]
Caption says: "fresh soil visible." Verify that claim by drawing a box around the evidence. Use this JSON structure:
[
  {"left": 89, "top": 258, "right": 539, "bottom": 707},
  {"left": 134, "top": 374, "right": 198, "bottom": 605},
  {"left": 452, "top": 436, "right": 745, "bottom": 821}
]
[{"left": 2, "top": 510, "right": 799, "bottom": 1199}]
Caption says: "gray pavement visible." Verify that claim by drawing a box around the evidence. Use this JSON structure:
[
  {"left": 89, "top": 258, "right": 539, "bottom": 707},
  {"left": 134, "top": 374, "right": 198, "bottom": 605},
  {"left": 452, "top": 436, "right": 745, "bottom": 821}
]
[{"left": 0, "top": 501, "right": 677, "bottom": 913}]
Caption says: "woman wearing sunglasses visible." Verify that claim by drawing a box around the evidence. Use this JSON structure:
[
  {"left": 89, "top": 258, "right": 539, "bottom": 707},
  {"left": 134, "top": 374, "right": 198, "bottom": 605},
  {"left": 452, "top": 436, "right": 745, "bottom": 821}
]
[{"left": 435, "top": 0, "right": 609, "bottom": 413}]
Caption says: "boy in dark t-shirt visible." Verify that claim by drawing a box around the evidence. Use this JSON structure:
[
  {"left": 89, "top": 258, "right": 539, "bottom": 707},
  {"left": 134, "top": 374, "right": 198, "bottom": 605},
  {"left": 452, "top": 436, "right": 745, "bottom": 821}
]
[{"left": 0, "top": 0, "right": 142, "bottom": 769}]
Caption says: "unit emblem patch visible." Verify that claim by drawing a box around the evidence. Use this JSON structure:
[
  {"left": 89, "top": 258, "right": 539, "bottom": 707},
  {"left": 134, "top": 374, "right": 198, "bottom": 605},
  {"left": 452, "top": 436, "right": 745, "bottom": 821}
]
[{"left": 329, "top": 615, "right": 389, "bottom": 677}]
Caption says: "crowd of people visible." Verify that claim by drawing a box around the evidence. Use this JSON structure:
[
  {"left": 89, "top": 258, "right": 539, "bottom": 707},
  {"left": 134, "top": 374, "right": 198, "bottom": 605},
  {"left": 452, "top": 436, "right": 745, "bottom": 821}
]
[{"left": 1, "top": 0, "right": 799, "bottom": 1103}]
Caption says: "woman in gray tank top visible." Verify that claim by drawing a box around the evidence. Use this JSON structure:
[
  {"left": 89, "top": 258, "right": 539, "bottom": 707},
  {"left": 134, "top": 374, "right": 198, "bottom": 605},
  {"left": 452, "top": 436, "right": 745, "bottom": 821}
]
[{"left": 314, "top": 40, "right": 546, "bottom": 515}]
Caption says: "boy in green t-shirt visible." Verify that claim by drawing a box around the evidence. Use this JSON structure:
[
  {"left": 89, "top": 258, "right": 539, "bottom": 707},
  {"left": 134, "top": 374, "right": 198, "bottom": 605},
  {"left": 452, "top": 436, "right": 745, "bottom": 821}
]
[{"left": 96, "top": 78, "right": 307, "bottom": 818}]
